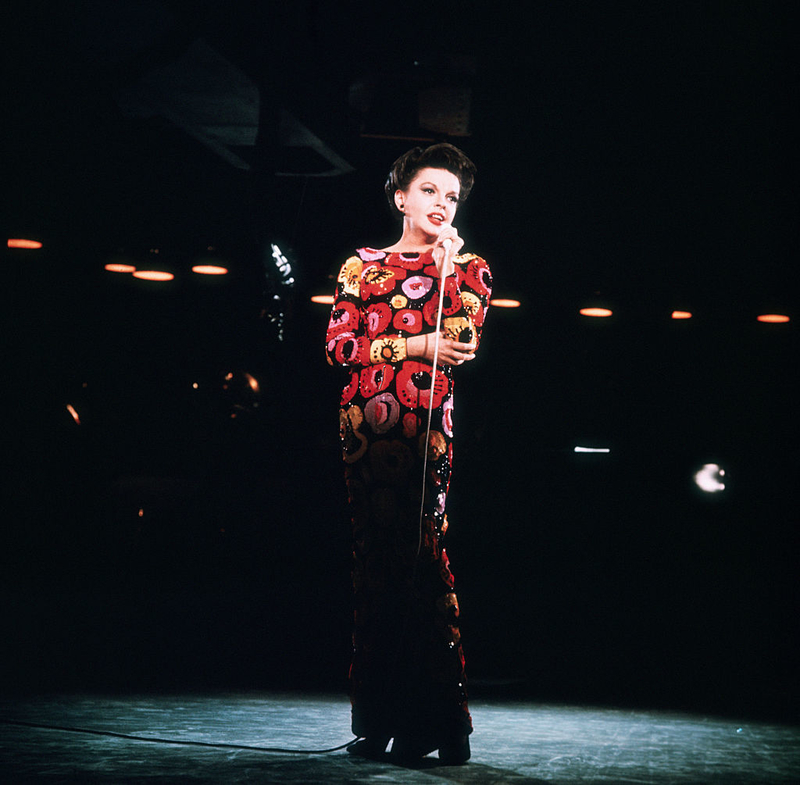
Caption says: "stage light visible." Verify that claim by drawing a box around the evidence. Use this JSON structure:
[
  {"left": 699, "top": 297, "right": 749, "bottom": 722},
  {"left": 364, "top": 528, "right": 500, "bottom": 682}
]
[
  {"left": 580, "top": 308, "right": 613, "bottom": 318},
  {"left": 694, "top": 463, "right": 726, "bottom": 493},
  {"left": 757, "top": 314, "right": 790, "bottom": 324},
  {"left": 271, "top": 243, "right": 295, "bottom": 286},
  {"left": 671, "top": 310, "right": 693, "bottom": 320},
  {"left": 574, "top": 446, "right": 610, "bottom": 453},
  {"left": 311, "top": 294, "right": 335, "bottom": 305},
  {"left": 105, "top": 263, "right": 137, "bottom": 274},
  {"left": 132, "top": 270, "right": 175, "bottom": 281},
  {"left": 8, "top": 239, "right": 43, "bottom": 249},
  {"left": 192, "top": 265, "right": 228, "bottom": 275},
  {"left": 244, "top": 373, "right": 260, "bottom": 394},
  {"left": 490, "top": 299, "right": 521, "bottom": 308},
  {"left": 66, "top": 404, "right": 81, "bottom": 426}
]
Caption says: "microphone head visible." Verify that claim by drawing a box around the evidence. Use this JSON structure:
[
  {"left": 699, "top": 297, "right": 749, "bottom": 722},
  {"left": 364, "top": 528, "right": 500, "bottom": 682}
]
[{"left": 442, "top": 238, "right": 452, "bottom": 250}]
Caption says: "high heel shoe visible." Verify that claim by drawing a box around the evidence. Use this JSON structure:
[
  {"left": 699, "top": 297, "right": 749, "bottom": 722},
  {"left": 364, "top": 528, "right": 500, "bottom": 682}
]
[
  {"left": 438, "top": 735, "right": 470, "bottom": 765},
  {"left": 389, "top": 737, "right": 437, "bottom": 767},
  {"left": 347, "top": 736, "right": 390, "bottom": 761}
]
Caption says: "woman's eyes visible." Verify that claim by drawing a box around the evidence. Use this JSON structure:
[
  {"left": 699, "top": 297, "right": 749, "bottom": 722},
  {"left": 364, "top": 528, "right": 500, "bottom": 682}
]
[{"left": 421, "top": 187, "right": 459, "bottom": 203}]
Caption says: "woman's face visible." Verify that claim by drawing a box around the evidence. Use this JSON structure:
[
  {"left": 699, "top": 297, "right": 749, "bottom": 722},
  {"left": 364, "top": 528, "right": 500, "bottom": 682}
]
[{"left": 395, "top": 167, "right": 461, "bottom": 241}]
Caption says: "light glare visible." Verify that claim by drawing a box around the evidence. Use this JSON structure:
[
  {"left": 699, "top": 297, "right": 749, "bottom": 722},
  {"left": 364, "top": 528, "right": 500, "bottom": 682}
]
[
  {"left": 105, "top": 263, "right": 136, "bottom": 274},
  {"left": 192, "top": 265, "right": 228, "bottom": 275},
  {"left": 311, "top": 295, "right": 335, "bottom": 305},
  {"left": 694, "top": 463, "right": 726, "bottom": 493},
  {"left": 671, "top": 310, "right": 693, "bottom": 320},
  {"left": 757, "top": 314, "right": 790, "bottom": 324},
  {"left": 8, "top": 239, "right": 43, "bottom": 249},
  {"left": 490, "top": 299, "right": 521, "bottom": 308},
  {"left": 133, "top": 270, "right": 174, "bottom": 281},
  {"left": 580, "top": 308, "right": 613, "bottom": 318},
  {"left": 244, "top": 373, "right": 260, "bottom": 394}
]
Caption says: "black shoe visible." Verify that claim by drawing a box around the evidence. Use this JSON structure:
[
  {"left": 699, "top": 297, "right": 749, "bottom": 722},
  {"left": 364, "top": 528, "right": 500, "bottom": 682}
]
[
  {"left": 347, "top": 737, "right": 390, "bottom": 761},
  {"left": 438, "top": 735, "right": 470, "bottom": 765},
  {"left": 389, "top": 737, "right": 437, "bottom": 767}
]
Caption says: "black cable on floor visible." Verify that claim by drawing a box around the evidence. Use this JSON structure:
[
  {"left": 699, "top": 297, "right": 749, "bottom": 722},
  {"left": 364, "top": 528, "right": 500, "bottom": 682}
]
[{"left": 0, "top": 718, "right": 361, "bottom": 754}]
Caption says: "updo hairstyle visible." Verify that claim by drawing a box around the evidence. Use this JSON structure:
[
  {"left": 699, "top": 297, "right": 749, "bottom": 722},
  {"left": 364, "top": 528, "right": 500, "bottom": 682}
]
[{"left": 384, "top": 143, "right": 476, "bottom": 219}]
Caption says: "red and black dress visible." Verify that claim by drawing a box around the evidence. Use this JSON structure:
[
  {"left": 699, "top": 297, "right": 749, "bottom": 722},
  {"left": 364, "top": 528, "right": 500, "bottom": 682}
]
[{"left": 325, "top": 247, "right": 492, "bottom": 748}]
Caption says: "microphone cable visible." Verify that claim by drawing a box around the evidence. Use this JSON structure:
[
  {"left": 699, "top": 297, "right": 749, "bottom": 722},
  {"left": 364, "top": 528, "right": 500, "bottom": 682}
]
[{"left": 0, "top": 717, "right": 360, "bottom": 755}]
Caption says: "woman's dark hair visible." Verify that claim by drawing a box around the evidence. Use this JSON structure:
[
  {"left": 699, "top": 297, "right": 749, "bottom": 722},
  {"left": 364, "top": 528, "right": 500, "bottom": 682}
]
[{"left": 384, "top": 143, "right": 476, "bottom": 218}]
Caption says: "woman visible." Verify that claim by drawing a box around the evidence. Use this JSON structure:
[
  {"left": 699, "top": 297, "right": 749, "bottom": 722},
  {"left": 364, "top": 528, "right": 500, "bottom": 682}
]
[{"left": 325, "top": 143, "right": 492, "bottom": 766}]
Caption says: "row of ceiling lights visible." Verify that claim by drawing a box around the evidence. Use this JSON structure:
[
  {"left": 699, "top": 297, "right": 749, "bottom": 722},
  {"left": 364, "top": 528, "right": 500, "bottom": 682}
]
[{"left": 9, "top": 239, "right": 791, "bottom": 322}]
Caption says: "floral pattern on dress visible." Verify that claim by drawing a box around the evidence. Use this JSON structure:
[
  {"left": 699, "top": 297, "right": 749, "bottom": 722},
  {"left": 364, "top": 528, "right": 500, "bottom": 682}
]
[{"left": 326, "top": 247, "right": 491, "bottom": 747}]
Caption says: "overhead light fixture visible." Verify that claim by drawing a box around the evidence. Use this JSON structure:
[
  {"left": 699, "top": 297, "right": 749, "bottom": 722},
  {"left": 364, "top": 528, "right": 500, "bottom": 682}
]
[
  {"left": 8, "top": 239, "right": 43, "bottom": 249},
  {"left": 757, "top": 313, "right": 790, "bottom": 324},
  {"left": 671, "top": 310, "right": 693, "bottom": 320},
  {"left": 133, "top": 270, "right": 175, "bottom": 281},
  {"left": 105, "top": 263, "right": 137, "bottom": 274},
  {"left": 580, "top": 307, "right": 613, "bottom": 318},
  {"left": 192, "top": 265, "right": 228, "bottom": 275}
]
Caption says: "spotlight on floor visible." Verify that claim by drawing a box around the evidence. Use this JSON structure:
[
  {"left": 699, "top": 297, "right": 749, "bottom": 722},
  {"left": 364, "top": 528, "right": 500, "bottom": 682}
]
[{"left": 694, "top": 463, "right": 726, "bottom": 493}]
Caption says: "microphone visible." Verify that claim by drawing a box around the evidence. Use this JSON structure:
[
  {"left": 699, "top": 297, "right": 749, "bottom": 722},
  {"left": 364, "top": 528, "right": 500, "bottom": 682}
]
[{"left": 442, "top": 238, "right": 452, "bottom": 252}]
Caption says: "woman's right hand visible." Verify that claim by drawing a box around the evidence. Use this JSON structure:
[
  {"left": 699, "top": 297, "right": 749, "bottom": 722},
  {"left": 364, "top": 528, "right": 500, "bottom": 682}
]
[{"left": 406, "top": 333, "right": 476, "bottom": 366}]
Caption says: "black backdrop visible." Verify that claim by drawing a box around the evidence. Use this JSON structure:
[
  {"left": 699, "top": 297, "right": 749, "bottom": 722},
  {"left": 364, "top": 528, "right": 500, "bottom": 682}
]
[{"left": 2, "top": 1, "right": 797, "bottom": 719}]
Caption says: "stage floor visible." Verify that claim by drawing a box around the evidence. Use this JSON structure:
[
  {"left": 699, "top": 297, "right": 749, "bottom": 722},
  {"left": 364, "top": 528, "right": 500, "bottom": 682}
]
[{"left": 1, "top": 693, "right": 798, "bottom": 783}]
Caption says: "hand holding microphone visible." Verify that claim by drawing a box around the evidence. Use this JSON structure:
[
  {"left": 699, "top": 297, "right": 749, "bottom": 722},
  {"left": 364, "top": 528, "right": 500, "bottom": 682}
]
[{"left": 434, "top": 227, "right": 462, "bottom": 277}]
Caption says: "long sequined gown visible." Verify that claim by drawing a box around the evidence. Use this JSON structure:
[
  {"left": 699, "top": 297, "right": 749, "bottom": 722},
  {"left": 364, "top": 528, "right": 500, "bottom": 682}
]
[{"left": 325, "top": 247, "right": 492, "bottom": 747}]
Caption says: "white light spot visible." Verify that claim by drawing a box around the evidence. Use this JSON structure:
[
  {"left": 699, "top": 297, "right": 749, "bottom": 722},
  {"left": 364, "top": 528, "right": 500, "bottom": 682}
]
[
  {"left": 694, "top": 463, "right": 726, "bottom": 493},
  {"left": 574, "top": 446, "right": 611, "bottom": 453}
]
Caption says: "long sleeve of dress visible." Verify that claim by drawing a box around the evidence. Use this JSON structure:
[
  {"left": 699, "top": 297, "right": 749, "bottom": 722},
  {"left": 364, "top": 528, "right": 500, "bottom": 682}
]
[{"left": 325, "top": 253, "right": 409, "bottom": 369}]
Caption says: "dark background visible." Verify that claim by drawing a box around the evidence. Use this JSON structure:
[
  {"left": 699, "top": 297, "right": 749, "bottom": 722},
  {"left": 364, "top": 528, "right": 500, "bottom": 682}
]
[{"left": 2, "top": 1, "right": 797, "bottom": 720}]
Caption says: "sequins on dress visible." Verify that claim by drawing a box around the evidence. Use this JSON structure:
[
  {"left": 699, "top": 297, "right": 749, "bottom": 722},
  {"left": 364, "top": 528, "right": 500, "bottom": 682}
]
[{"left": 326, "top": 247, "right": 491, "bottom": 749}]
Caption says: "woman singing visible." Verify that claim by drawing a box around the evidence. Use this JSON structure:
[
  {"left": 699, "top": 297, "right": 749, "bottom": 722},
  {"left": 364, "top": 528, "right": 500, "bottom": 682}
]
[{"left": 325, "top": 143, "right": 492, "bottom": 766}]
